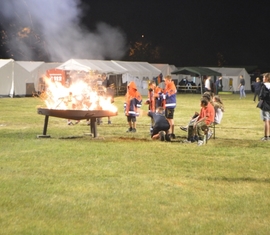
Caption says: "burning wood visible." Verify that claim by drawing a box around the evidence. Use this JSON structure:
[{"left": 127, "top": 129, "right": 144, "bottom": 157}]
[
  {"left": 37, "top": 71, "right": 118, "bottom": 138},
  {"left": 40, "top": 71, "right": 117, "bottom": 113}
]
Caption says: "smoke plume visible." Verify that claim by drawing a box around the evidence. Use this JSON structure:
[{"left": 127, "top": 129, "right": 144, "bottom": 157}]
[{"left": 0, "top": 0, "right": 127, "bottom": 61}]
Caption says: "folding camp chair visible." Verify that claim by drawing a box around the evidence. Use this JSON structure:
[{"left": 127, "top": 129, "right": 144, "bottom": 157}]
[{"left": 205, "top": 108, "right": 223, "bottom": 143}]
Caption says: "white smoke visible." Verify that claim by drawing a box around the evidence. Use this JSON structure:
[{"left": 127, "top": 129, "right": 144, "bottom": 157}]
[{"left": 0, "top": 0, "right": 127, "bottom": 61}]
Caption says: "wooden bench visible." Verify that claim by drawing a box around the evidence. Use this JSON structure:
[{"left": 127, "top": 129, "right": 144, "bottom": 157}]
[
  {"left": 177, "top": 85, "right": 199, "bottom": 93},
  {"left": 116, "top": 85, "right": 127, "bottom": 96}
]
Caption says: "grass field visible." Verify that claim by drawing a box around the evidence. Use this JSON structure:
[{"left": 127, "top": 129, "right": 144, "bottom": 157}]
[{"left": 0, "top": 93, "right": 269, "bottom": 235}]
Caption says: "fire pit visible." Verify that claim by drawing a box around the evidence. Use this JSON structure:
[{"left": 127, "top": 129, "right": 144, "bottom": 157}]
[{"left": 37, "top": 107, "right": 117, "bottom": 138}]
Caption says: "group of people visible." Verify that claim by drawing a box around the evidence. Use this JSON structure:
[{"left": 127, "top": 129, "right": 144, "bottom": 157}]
[
  {"left": 207, "top": 72, "right": 270, "bottom": 142},
  {"left": 124, "top": 75, "right": 177, "bottom": 141},
  {"left": 83, "top": 71, "right": 270, "bottom": 143},
  {"left": 182, "top": 92, "right": 224, "bottom": 145},
  {"left": 204, "top": 76, "right": 223, "bottom": 95},
  {"left": 236, "top": 73, "right": 270, "bottom": 141},
  {"left": 124, "top": 74, "right": 225, "bottom": 145},
  {"left": 65, "top": 71, "right": 270, "bottom": 143}
]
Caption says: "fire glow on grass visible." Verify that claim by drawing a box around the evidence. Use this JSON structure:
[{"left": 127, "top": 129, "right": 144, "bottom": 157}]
[{"left": 42, "top": 76, "right": 118, "bottom": 113}]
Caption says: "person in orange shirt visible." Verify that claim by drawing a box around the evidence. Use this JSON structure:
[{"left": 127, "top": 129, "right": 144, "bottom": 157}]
[
  {"left": 146, "top": 81, "right": 157, "bottom": 112},
  {"left": 124, "top": 81, "right": 142, "bottom": 132},
  {"left": 185, "top": 97, "right": 215, "bottom": 145},
  {"left": 145, "top": 81, "right": 163, "bottom": 134},
  {"left": 163, "top": 75, "right": 177, "bottom": 138}
]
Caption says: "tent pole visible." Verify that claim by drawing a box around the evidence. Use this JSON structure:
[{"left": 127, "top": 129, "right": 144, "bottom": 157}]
[{"left": 10, "top": 60, "right": 15, "bottom": 98}]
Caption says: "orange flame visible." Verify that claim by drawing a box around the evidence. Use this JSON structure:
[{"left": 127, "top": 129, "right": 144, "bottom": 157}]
[{"left": 42, "top": 76, "right": 117, "bottom": 113}]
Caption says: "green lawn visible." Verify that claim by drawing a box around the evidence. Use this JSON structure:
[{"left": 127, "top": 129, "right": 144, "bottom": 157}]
[{"left": 0, "top": 93, "right": 269, "bottom": 235}]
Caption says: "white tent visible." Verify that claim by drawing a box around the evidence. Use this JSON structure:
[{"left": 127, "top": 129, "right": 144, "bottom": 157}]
[
  {"left": 0, "top": 59, "right": 163, "bottom": 97},
  {"left": 112, "top": 61, "right": 161, "bottom": 95},
  {"left": 151, "top": 64, "right": 181, "bottom": 81},
  {"left": 57, "top": 59, "right": 101, "bottom": 72},
  {"left": 14, "top": 61, "right": 44, "bottom": 96},
  {"left": 55, "top": 59, "right": 161, "bottom": 95},
  {"left": 87, "top": 60, "right": 126, "bottom": 74},
  {"left": 0, "top": 59, "right": 13, "bottom": 97},
  {"left": 112, "top": 61, "right": 161, "bottom": 78},
  {"left": 56, "top": 59, "right": 126, "bottom": 74},
  {"left": 207, "top": 67, "right": 251, "bottom": 93},
  {"left": 0, "top": 59, "right": 46, "bottom": 97},
  {"left": 3, "top": 59, "right": 251, "bottom": 97}
]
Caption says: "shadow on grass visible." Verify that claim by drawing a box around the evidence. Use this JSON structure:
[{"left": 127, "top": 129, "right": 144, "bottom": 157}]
[{"left": 201, "top": 176, "right": 270, "bottom": 183}]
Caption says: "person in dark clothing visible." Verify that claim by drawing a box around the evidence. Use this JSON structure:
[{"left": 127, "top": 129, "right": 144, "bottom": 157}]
[
  {"left": 163, "top": 75, "right": 177, "bottom": 138},
  {"left": 258, "top": 73, "right": 270, "bottom": 141},
  {"left": 252, "top": 77, "right": 262, "bottom": 102},
  {"left": 215, "top": 76, "right": 222, "bottom": 95},
  {"left": 148, "top": 106, "right": 171, "bottom": 141}
]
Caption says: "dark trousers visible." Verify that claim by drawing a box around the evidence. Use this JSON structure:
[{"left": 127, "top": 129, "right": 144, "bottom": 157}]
[{"left": 253, "top": 91, "right": 260, "bottom": 102}]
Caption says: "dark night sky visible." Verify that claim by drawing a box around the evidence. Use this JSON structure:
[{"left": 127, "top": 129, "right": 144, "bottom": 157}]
[{"left": 1, "top": 0, "right": 270, "bottom": 69}]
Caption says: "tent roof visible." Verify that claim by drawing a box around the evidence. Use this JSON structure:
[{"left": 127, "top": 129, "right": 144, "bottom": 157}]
[
  {"left": 151, "top": 63, "right": 177, "bottom": 77},
  {"left": 171, "top": 67, "right": 222, "bottom": 76},
  {"left": 135, "top": 62, "right": 161, "bottom": 76},
  {"left": 57, "top": 59, "right": 103, "bottom": 72},
  {"left": 111, "top": 60, "right": 161, "bottom": 76},
  {"left": 16, "top": 61, "right": 44, "bottom": 72},
  {"left": 56, "top": 59, "right": 161, "bottom": 76},
  {"left": 112, "top": 61, "right": 139, "bottom": 73},
  {"left": 87, "top": 60, "right": 126, "bottom": 74},
  {"left": 207, "top": 67, "right": 246, "bottom": 76},
  {"left": 151, "top": 63, "right": 170, "bottom": 70},
  {"left": 57, "top": 59, "right": 123, "bottom": 73},
  {"left": 0, "top": 59, "right": 14, "bottom": 68}
]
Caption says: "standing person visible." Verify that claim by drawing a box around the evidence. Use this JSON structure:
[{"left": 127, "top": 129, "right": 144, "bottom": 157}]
[
  {"left": 252, "top": 77, "right": 262, "bottom": 102},
  {"left": 215, "top": 76, "right": 222, "bottom": 95},
  {"left": 163, "top": 75, "right": 177, "bottom": 139},
  {"left": 106, "top": 83, "right": 115, "bottom": 124},
  {"left": 124, "top": 81, "right": 142, "bottom": 133},
  {"left": 146, "top": 81, "right": 158, "bottom": 112},
  {"left": 258, "top": 73, "right": 270, "bottom": 141},
  {"left": 148, "top": 106, "right": 171, "bottom": 141},
  {"left": 238, "top": 75, "right": 246, "bottom": 99},
  {"left": 146, "top": 81, "right": 161, "bottom": 134},
  {"left": 204, "top": 76, "right": 212, "bottom": 93}
]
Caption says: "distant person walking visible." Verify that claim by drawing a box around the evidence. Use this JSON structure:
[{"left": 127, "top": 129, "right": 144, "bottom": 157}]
[
  {"left": 204, "top": 76, "right": 212, "bottom": 93},
  {"left": 238, "top": 75, "right": 246, "bottom": 98},
  {"left": 215, "top": 76, "right": 222, "bottom": 95},
  {"left": 258, "top": 73, "right": 270, "bottom": 141},
  {"left": 252, "top": 77, "right": 262, "bottom": 102}
]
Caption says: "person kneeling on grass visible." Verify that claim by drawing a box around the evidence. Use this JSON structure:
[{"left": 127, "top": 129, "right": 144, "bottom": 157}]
[
  {"left": 148, "top": 106, "right": 171, "bottom": 141},
  {"left": 185, "top": 97, "right": 215, "bottom": 146}
]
